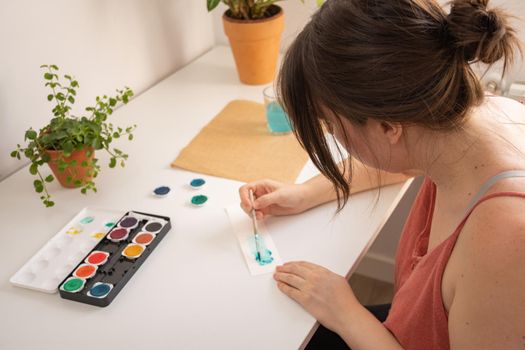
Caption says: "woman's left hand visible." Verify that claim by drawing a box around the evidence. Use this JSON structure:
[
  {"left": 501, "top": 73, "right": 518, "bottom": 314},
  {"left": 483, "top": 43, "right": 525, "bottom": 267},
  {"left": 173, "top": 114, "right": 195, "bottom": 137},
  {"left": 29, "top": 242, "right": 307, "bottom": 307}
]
[{"left": 274, "top": 261, "right": 359, "bottom": 333}]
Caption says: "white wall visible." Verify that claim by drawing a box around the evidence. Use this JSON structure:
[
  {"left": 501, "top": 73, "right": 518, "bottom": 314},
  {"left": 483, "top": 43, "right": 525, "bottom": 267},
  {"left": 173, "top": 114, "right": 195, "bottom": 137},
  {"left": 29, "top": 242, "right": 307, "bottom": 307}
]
[{"left": 0, "top": 0, "right": 214, "bottom": 180}]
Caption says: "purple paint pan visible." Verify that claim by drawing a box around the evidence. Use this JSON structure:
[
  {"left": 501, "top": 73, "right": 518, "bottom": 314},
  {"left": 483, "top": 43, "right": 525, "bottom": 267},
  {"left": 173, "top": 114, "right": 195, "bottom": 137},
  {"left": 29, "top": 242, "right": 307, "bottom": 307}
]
[{"left": 118, "top": 216, "right": 139, "bottom": 229}]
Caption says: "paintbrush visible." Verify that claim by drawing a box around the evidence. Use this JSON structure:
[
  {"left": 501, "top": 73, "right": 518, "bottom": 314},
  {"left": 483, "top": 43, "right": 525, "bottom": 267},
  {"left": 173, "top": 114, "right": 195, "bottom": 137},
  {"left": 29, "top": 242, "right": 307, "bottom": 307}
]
[{"left": 248, "top": 189, "right": 261, "bottom": 262}]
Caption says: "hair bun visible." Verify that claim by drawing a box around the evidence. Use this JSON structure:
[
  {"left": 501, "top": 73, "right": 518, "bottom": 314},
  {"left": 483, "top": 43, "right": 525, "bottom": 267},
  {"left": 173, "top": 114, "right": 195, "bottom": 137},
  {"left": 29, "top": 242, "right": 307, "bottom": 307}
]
[
  {"left": 482, "top": 11, "right": 500, "bottom": 35},
  {"left": 446, "top": 0, "right": 519, "bottom": 70}
]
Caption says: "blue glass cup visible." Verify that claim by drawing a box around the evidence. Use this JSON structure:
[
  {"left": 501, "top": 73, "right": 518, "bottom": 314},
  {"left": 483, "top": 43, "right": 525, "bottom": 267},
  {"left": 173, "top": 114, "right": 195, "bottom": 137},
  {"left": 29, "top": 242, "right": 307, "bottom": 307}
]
[{"left": 263, "top": 86, "right": 293, "bottom": 134}]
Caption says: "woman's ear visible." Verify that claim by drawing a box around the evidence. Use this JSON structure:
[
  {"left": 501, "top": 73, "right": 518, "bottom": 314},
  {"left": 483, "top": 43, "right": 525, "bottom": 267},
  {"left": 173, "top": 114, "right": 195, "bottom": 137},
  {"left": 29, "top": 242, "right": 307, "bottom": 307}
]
[{"left": 379, "top": 121, "right": 403, "bottom": 145}]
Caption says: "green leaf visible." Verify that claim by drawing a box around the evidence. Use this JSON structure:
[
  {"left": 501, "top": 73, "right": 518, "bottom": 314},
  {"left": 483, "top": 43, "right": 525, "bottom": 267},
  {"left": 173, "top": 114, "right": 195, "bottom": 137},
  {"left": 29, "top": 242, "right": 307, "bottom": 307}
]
[
  {"left": 45, "top": 174, "right": 54, "bottom": 182},
  {"left": 128, "top": 134, "right": 134, "bottom": 141},
  {"left": 25, "top": 130, "right": 37, "bottom": 140},
  {"left": 45, "top": 200, "right": 55, "bottom": 207},
  {"left": 47, "top": 94, "right": 54, "bottom": 101},
  {"left": 29, "top": 163, "right": 38, "bottom": 175},
  {"left": 109, "top": 98, "right": 117, "bottom": 107},
  {"left": 44, "top": 73, "right": 53, "bottom": 80},
  {"left": 207, "top": 0, "right": 221, "bottom": 11},
  {"left": 109, "top": 158, "right": 116, "bottom": 168},
  {"left": 24, "top": 148, "right": 34, "bottom": 158},
  {"left": 71, "top": 80, "right": 79, "bottom": 88},
  {"left": 50, "top": 65, "right": 59, "bottom": 70},
  {"left": 92, "top": 138, "right": 102, "bottom": 149},
  {"left": 33, "top": 179, "right": 44, "bottom": 193},
  {"left": 68, "top": 96, "right": 75, "bottom": 104},
  {"left": 10, "top": 150, "right": 18, "bottom": 158},
  {"left": 63, "top": 141, "right": 74, "bottom": 154}
]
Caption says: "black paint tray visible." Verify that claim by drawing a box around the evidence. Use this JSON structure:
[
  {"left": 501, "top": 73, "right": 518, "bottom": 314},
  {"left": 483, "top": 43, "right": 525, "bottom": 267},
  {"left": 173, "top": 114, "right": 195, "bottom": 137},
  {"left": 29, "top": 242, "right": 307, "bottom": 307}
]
[{"left": 58, "top": 210, "right": 170, "bottom": 307}]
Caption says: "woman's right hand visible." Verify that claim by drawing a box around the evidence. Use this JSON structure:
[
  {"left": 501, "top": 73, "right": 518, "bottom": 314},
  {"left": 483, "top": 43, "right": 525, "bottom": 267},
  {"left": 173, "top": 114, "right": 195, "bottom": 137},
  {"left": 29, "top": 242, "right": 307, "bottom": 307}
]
[{"left": 239, "top": 179, "right": 312, "bottom": 220}]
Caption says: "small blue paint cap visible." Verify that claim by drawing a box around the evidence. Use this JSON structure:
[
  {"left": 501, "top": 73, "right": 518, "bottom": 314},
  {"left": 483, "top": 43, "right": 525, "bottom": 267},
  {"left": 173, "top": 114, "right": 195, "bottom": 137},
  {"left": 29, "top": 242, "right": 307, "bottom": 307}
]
[
  {"left": 153, "top": 186, "right": 170, "bottom": 197},
  {"left": 190, "top": 178, "right": 206, "bottom": 189}
]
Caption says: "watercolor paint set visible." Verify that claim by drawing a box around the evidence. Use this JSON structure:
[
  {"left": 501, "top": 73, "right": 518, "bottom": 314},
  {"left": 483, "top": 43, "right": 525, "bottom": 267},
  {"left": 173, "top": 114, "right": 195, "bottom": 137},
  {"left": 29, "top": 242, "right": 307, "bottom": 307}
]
[{"left": 10, "top": 207, "right": 171, "bottom": 307}]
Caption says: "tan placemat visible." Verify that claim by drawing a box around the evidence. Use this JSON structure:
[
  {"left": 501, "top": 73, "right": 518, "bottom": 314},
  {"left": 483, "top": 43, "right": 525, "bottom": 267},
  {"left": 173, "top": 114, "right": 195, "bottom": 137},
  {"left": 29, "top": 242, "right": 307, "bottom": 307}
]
[{"left": 171, "top": 100, "right": 309, "bottom": 183}]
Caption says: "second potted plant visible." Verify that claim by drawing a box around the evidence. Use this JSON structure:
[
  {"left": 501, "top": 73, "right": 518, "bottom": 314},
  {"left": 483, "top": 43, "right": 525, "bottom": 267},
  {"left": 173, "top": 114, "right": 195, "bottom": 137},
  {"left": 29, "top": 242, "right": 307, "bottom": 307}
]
[{"left": 207, "top": 0, "right": 325, "bottom": 85}]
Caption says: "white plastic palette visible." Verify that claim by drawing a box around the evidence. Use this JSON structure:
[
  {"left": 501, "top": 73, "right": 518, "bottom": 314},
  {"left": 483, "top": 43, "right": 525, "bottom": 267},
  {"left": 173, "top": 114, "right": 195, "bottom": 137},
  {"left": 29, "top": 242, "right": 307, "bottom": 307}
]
[{"left": 10, "top": 207, "right": 125, "bottom": 293}]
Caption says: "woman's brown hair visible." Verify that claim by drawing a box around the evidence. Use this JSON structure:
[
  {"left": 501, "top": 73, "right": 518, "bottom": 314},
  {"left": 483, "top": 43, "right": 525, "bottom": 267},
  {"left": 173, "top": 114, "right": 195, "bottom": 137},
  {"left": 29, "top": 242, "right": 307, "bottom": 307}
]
[{"left": 278, "top": 0, "right": 521, "bottom": 210}]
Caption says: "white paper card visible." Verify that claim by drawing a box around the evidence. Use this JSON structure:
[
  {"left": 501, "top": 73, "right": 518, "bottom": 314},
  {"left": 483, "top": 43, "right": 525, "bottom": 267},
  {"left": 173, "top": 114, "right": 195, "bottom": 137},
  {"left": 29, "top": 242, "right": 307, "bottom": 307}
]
[{"left": 225, "top": 205, "right": 282, "bottom": 275}]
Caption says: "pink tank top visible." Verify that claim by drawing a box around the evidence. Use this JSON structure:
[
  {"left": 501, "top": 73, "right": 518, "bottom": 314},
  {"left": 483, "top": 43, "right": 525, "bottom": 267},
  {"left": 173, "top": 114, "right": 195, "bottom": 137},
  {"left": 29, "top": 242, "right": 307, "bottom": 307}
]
[{"left": 383, "top": 176, "right": 525, "bottom": 349}]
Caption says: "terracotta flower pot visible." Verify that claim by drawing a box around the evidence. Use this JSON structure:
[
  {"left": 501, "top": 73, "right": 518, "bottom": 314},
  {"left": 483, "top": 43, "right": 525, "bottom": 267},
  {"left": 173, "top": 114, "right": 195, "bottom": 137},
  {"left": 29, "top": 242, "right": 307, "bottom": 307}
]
[
  {"left": 222, "top": 5, "right": 285, "bottom": 85},
  {"left": 46, "top": 147, "right": 95, "bottom": 188}
]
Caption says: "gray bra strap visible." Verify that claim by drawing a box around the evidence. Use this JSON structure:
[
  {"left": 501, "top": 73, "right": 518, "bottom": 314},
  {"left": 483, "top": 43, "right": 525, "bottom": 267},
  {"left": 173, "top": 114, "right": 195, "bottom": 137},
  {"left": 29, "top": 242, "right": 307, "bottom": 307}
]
[{"left": 463, "top": 170, "right": 525, "bottom": 216}]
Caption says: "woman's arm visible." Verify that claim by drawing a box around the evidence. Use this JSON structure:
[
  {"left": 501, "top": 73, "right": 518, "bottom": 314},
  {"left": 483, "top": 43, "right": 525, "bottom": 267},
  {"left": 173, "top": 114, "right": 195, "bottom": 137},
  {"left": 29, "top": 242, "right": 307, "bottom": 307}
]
[
  {"left": 303, "top": 158, "right": 410, "bottom": 208},
  {"left": 239, "top": 158, "right": 410, "bottom": 219},
  {"left": 335, "top": 303, "right": 404, "bottom": 350},
  {"left": 274, "top": 262, "right": 404, "bottom": 350}
]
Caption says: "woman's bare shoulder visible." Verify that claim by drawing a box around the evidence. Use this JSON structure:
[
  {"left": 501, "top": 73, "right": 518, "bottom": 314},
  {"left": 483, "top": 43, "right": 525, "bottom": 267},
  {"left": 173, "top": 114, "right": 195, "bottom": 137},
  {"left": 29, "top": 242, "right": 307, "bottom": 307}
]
[
  {"left": 447, "top": 195, "right": 525, "bottom": 349},
  {"left": 460, "top": 194, "right": 525, "bottom": 262}
]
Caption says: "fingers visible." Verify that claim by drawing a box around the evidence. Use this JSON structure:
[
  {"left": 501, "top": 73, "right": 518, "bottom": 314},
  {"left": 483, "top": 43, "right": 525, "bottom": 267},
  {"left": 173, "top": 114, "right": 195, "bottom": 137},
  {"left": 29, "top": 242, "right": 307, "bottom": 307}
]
[
  {"left": 276, "top": 262, "right": 310, "bottom": 279},
  {"left": 253, "top": 191, "right": 281, "bottom": 210},
  {"left": 239, "top": 184, "right": 255, "bottom": 213},
  {"left": 239, "top": 180, "right": 276, "bottom": 212},
  {"left": 239, "top": 180, "right": 284, "bottom": 219},
  {"left": 276, "top": 282, "right": 303, "bottom": 304},
  {"left": 274, "top": 272, "right": 306, "bottom": 290}
]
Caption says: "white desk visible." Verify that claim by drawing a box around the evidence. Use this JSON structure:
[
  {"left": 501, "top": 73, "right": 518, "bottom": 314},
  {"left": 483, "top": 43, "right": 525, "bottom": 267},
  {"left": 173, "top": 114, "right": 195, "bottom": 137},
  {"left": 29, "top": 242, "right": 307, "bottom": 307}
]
[{"left": 0, "top": 46, "right": 412, "bottom": 350}]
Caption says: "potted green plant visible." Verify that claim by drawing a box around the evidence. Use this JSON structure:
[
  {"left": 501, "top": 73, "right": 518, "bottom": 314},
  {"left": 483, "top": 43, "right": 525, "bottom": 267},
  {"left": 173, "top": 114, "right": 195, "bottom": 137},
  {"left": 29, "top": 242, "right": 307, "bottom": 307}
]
[
  {"left": 207, "top": 0, "right": 324, "bottom": 85},
  {"left": 10, "top": 65, "right": 136, "bottom": 207}
]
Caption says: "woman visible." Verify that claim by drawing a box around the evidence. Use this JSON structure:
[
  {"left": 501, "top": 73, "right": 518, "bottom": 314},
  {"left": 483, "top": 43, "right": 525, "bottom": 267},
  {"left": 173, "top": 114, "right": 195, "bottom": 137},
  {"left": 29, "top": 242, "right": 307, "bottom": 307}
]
[{"left": 239, "top": 0, "right": 525, "bottom": 349}]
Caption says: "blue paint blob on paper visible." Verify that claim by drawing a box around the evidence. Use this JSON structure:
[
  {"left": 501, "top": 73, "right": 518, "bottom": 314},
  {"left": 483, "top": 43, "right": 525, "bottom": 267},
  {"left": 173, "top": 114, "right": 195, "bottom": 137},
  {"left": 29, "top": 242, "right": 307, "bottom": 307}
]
[
  {"left": 249, "top": 235, "right": 274, "bottom": 266},
  {"left": 80, "top": 216, "right": 94, "bottom": 224}
]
